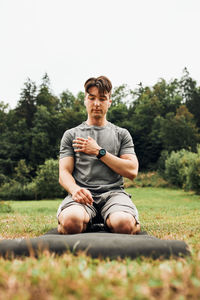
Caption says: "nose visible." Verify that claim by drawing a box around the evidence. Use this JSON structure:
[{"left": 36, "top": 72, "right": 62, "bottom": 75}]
[{"left": 94, "top": 99, "right": 100, "bottom": 106}]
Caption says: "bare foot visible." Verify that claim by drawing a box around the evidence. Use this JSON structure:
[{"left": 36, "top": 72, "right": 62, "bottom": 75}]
[{"left": 132, "top": 223, "right": 141, "bottom": 235}]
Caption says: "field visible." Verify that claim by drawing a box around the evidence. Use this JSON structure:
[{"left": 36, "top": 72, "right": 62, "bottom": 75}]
[{"left": 0, "top": 187, "right": 200, "bottom": 300}]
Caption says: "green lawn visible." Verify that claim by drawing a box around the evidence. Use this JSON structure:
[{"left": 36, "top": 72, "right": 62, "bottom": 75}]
[{"left": 0, "top": 187, "right": 200, "bottom": 299}]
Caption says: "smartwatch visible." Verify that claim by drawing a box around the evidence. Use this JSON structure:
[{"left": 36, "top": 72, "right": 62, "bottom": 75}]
[{"left": 97, "top": 148, "right": 106, "bottom": 159}]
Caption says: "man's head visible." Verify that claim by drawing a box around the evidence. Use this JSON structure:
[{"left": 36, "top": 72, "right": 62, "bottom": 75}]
[{"left": 84, "top": 76, "right": 112, "bottom": 123}]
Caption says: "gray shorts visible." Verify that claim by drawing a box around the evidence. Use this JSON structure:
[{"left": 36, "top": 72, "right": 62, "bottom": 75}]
[{"left": 57, "top": 190, "right": 139, "bottom": 224}]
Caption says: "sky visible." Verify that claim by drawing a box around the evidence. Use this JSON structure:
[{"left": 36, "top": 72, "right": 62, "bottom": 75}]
[{"left": 0, "top": 0, "right": 200, "bottom": 108}]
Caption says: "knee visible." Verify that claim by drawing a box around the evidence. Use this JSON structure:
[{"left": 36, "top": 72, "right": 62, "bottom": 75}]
[
  {"left": 58, "top": 206, "right": 90, "bottom": 234},
  {"left": 116, "top": 217, "right": 135, "bottom": 234},
  {"left": 107, "top": 212, "right": 137, "bottom": 234},
  {"left": 58, "top": 215, "right": 85, "bottom": 234}
]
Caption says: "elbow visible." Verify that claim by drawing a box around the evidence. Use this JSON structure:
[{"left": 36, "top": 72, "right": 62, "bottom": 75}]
[
  {"left": 124, "top": 157, "right": 139, "bottom": 181},
  {"left": 59, "top": 175, "right": 63, "bottom": 186},
  {"left": 127, "top": 170, "right": 138, "bottom": 181}
]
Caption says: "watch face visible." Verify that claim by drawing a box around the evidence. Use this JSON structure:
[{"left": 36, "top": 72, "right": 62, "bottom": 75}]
[{"left": 99, "top": 149, "right": 106, "bottom": 156}]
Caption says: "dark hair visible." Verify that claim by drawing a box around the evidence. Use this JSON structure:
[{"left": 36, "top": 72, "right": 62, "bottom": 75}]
[{"left": 84, "top": 76, "right": 112, "bottom": 96}]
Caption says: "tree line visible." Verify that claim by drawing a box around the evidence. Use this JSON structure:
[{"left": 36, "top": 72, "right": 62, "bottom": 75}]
[{"left": 0, "top": 69, "right": 200, "bottom": 189}]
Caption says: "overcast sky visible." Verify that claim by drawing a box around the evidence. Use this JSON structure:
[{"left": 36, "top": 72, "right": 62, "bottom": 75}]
[{"left": 0, "top": 0, "right": 200, "bottom": 108}]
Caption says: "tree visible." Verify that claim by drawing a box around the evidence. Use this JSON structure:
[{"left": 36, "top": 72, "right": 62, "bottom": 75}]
[
  {"left": 157, "top": 106, "right": 200, "bottom": 153},
  {"left": 15, "top": 78, "right": 37, "bottom": 128},
  {"left": 127, "top": 86, "right": 164, "bottom": 169},
  {"left": 36, "top": 73, "right": 59, "bottom": 111},
  {"left": 179, "top": 68, "right": 200, "bottom": 128},
  {"left": 111, "top": 84, "right": 131, "bottom": 106},
  {"left": 14, "top": 159, "right": 32, "bottom": 185},
  {"left": 0, "top": 115, "right": 31, "bottom": 176},
  {"left": 152, "top": 79, "right": 182, "bottom": 116},
  {"left": 30, "top": 105, "right": 59, "bottom": 168},
  {"left": 59, "top": 89, "right": 76, "bottom": 110},
  {"left": 0, "top": 101, "right": 9, "bottom": 133}
]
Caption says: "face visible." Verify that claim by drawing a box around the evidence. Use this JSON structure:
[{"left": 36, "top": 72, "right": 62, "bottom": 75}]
[{"left": 84, "top": 86, "right": 112, "bottom": 119}]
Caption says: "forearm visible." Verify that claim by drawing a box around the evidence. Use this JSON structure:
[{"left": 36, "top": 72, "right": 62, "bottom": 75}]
[
  {"left": 59, "top": 156, "right": 93, "bottom": 205},
  {"left": 59, "top": 170, "right": 79, "bottom": 195},
  {"left": 99, "top": 152, "right": 138, "bottom": 180},
  {"left": 59, "top": 168, "right": 93, "bottom": 205}
]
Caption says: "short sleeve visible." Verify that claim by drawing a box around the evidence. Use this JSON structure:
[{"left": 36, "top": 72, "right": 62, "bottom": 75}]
[
  {"left": 59, "top": 130, "right": 75, "bottom": 159},
  {"left": 119, "top": 129, "right": 135, "bottom": 156}
]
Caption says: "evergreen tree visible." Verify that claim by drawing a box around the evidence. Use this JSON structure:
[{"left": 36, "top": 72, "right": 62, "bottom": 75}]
[{"left": 15, "top": 78, "right": 37, "bottom": 128}]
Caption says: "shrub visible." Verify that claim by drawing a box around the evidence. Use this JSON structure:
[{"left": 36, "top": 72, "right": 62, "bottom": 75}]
[
  {"left": 0, "top": 201, "right": 13, "bottom": 213},
  {"left": 164, "top": 147, "right": 200, "bottom": 193},
  {"left": 187, "top": 147, "right": 200, "bottom": 194},
  {"left": 164, "top": 150, "right": 186, "bottom": 187},
  {"left": 13, "top": 159, "right": 32, "bottom": 185},
  {"left": 0, "top": 180, "right": 36, "bottom": 200},
  {"left": 164, "top": 149, "right": 196, "bottom": 188},
  {"left": 0, "top": 173, "right": 9, "bottom": 187},
  {"left": 157, "top": 150, "right": 169, "bottom": 176},
  {"left": 34, "top": 159, "right": 65, "bottom": 199},
  {"left": 124, "top": 172, "right": 169, "bottom": 188},
  {"left": 0, "top": 159, "right": 66, "bottom": 200}
]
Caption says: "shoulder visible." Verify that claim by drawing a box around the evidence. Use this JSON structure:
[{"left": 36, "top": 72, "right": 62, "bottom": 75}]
[
  {"left": 108, "top": 122, "right": 131, "bottom": 138},
  {"left": 62, "top": 123, "right": 85, "bottom": 139}
]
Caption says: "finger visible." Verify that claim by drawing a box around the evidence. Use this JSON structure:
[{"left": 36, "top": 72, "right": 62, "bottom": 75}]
[
  {"left": 76, "top": 137, "right": 86, "bottom": 141},
  {"left": 76, "top": 196, "right": 92, "bottom": 205},
  {"left": 76, "top": 198, "right": 85, "bottom": 204},
  {"left": 73, "top": 196, "right": 85, "bottom": 204},
  {"left": 73, "top": 189, "right": 93, "bottom": 205},
  {"left": 75, "top": 192, "right": 92, "bottom": 205},
  {"left": 73, "top": 140, "right": 88, "bottom": 148},
  {"left": 73, "top": 140, "right": 83, "bottom": 145},
  {"left": 73, "top": 194, "right": 85, "bottom": 204},
  {"left": 79, "top": 194, "right": 93, "bottom": 205},
  {"left": 75, "top": 190, "right": 91, "bottom": 203},
  {"left": 72, "top": 143, "right": 82, "bottom": 148},
  {"left": 81, "top": 189, "right": 93, "bottom": 203},
  {"left": 74, "top": 148, "right": 84, "bottom": 152}
]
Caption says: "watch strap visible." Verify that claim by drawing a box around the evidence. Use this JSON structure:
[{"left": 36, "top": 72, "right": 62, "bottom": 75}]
[{"left": 97, "top": 148, "right": 106, "bottom": 159}]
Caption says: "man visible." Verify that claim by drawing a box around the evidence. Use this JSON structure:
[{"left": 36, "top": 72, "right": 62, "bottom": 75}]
[{"left": 57, "top": 76, "right": 140, "bottom": 234}]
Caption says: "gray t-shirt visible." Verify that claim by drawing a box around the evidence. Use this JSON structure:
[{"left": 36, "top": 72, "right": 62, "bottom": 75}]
[{"left": 60, "top": 122, "right": 135, "bottom": 194}]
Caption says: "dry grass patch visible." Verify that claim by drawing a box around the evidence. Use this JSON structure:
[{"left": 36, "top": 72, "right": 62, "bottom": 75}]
[{"left": 0, "top": 253, "right": 199, "bottom": 300}]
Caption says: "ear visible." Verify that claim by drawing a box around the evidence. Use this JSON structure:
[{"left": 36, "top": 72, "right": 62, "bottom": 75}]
[
  {"left": 108, "top": 99, "right": 112, "bottom": 107},
  {"left": 84, "top": 94, "right": 87, "bottom": 106}
]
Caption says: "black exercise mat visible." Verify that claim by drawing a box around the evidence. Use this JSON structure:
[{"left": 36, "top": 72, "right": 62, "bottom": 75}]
[
  {"left": 44, "top": 227, "right": 148, "bottom": 235},
  {"left": 0, "top": 228, "right": 190, "bottom": 259}
]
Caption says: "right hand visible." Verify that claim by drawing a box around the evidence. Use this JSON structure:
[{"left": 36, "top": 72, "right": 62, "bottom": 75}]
[{"left": 72, "top": 186, "right": 93, "bottom": 205}]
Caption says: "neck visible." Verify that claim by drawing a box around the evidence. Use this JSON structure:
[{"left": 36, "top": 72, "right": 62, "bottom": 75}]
[{"left": 86, "top": 116, "right": 107, "bottom": 127}]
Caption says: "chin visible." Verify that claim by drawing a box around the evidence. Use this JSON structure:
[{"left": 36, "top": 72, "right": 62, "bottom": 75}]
[
  {"left": 93, "top": 115, "right": 102, "bottom": 119},
  {"left": 91, "top": 112, "right": 102, "bottom": 118}
]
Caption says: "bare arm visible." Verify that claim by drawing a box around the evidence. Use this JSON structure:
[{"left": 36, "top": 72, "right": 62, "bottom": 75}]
[
  {"left": 100, "top": 152, "right": 138, "bottom": 180},
  {"left": 59, "top": 156, "right": 93, "bottom": 205},
  {"left": 73, "top": 136, "right": 139, "bottom": 180}
]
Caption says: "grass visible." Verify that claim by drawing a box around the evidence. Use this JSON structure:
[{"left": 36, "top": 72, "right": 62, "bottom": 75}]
[{"left": 0, "top": 187, "right": 200, "bottom": 299}]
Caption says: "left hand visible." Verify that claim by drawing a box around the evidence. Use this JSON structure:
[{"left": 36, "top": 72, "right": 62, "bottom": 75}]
[{"left": 72, "top": 136, "right": 101, "bottom": 155}]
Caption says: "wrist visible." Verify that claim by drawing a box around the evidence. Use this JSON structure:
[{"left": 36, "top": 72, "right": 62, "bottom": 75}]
[
  {"left": 96, "top": 148, "right": 107, "bottom": 159},
  {"left": 70, "top": 184, "right": 80, "bottom": 196},
  {"left": 95, "top": 146, "right": 101, "bottom": 156}
]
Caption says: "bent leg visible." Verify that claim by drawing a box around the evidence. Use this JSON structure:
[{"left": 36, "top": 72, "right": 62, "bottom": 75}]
[
  {"left": 58, "top": 205, "right": 90, "bottom": 234},
  {"left": 101, "top": 191, "right": 140, "bottom": 235},
  {"left": 106, "top": 211, "right": 141, "bottom": 235}
]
